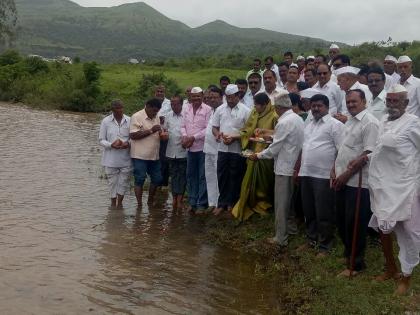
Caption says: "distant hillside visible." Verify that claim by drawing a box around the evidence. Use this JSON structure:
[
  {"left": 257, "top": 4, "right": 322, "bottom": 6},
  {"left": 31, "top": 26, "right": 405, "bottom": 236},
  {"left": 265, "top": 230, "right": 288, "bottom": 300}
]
[{"left": 12, "top": 0, "right": 336, "bottom": 62}]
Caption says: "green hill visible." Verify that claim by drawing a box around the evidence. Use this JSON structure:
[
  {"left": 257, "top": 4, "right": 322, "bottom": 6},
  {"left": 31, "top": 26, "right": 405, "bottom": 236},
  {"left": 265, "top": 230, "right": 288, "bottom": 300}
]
[{"left": 12, "top": 0, "right": 336, "bottom": 62}]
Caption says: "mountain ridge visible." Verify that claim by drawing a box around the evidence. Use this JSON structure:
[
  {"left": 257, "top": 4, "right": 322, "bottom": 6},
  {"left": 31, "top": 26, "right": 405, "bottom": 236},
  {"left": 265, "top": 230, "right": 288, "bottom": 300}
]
[{"left": 11, "top": 0, "right": 337, "bottom": 62}]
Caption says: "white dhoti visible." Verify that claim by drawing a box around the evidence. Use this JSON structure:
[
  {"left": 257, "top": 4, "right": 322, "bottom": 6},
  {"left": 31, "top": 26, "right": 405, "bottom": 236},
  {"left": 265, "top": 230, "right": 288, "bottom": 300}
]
[
  {"left": 369, "top": 192, "right": 420, "bottom": 276},
  {"left": 104, "top": 166, "right": 132, "bottom": 198},
  {"left": 205, "top": 153, "right": 219, "bottom": 207}
]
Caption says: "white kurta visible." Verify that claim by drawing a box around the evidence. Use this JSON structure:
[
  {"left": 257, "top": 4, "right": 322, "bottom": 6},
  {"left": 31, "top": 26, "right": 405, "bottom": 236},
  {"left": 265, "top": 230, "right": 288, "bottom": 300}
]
[{"left": 368, "top": 113, "right": 420, "bottom": 224}]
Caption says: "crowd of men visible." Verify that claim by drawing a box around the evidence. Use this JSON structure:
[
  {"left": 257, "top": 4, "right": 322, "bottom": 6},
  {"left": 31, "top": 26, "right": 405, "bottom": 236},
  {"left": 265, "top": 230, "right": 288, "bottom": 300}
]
[{"left": 99, "top": 44, "right": 420, "bottom": 295}]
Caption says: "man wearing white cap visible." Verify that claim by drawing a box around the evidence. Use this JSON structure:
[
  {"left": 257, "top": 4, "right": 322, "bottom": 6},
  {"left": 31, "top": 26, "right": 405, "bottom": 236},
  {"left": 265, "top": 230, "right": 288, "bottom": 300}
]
[
  {"left": 328, "top": 44, "right": 340, "bottom": 66},
  {"left": 313, "top": 63, "right": 343, "bottom": 115},
  {"left": 212, "top": 84, "right": 251, "bottom": 215},
  {"left": 299, "top": 87, "right": 320, "bottom": 119},
  {"left": 364, "top": 84, "right": 420, "bottom": 295},
  {"left": 298, "top": 94, "right": 344, "bottom": 255},
  {"left": 397, "top": 55, "right": 420, "bottom": 118},
  {"left": 181, "top": 87, "right": 212, "bottom": 213},
  {"left": 263, "top": 69, "right": 286, "bottom": 104},
  {"left": 335, "top": 66, "right": 373, "bottom": 123},
  {"left": 384, "top": 55, "right": 401, "bottom": 83},
  {"left": 332, "top": 89, "right": 379, "bottom": 277},
  {"left": 249, "top": 92, "right": 304, "bottom": 246}
]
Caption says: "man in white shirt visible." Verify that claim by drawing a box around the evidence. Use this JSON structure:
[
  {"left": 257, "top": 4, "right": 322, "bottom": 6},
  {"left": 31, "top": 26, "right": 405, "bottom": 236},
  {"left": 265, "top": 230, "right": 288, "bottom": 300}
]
[
  {"left": 99, "top": 100, "right": 132, "bottom": 210},
  {"left": 264, "top": 56, "right": 281, "bottom": 84},
  {"left": 397, "top": 55, "right": 420, "bottom": 118},
  {"left": 163, "top": 95, "right": 187, "bottom": 211},
  {"left": 236, "top": 78, "right": 253, "bottom": 109},
  {"left": 278, "top": 62, "right": 289, "bottom": 88},
  {"left": 212, "top": 84, "right": 251, "bottom": 215},
  {"left": 204, "top": 87, "right": 223, "bottom": 211},
  {"left": 247, "top": 73, "right": 264, "bottom": 101},
  {"left": 383, "top": 55, "right": 401, "bottom": 83},
  {"left": 299, "top": 94, "right": 344, "bottom": 255},
  {"left": 313, "top": 63, "right": 343, "bottom": 115},
  {"left": 303, "top": 68, "right": 317, "bottom": 87},
  {"left": 263, "top": 70, "right": 285, "bottom": 104},
  {"left": 366, "top": 84, "right": 420, "bottom": 295},
  {"left": 250, "top": 92, "right": 304, "bottom": 246},
  {"left": 367, "top": 67, "right": 387, "bottom": 120},
  {"left": 335, "top": 66, "right": 373, "bottom": 123},
  {"left": 155, "top": 84, "right": 171, "bottom": 187},
  {"left": 246, "top": 58, "right": 265, "bottom": 80},
  {"left": 332, "top": 89, "right": 379, "bottom": 277}
]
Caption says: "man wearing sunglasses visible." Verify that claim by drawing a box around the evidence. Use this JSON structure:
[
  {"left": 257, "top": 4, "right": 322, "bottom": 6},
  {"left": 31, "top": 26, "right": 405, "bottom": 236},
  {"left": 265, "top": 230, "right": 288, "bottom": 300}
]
[{"left": 313, "top": 63, "right": 343, "bottom": 115}]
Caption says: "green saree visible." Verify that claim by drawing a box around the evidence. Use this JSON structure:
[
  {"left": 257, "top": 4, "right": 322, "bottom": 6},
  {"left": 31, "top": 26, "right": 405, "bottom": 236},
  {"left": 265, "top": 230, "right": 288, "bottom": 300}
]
[{"left": 232, "top": 104, "right": 278, "bottom": 221}]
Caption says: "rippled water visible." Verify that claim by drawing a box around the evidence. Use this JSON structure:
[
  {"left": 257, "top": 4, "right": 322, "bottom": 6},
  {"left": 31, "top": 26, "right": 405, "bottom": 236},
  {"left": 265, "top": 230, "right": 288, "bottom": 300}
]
[{"left": 0, "top": 103, "right": 284, "bottom": 314}]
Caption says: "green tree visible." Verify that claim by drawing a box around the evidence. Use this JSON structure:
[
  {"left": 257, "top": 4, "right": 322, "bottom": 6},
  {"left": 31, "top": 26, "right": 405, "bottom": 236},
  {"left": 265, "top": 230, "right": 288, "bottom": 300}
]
[{"left": 138, "top": 72, "right": 181, "bottom": 101}]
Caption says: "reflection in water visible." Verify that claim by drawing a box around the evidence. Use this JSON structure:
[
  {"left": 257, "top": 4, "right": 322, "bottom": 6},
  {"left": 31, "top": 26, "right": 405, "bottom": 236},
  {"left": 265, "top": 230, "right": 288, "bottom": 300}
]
[{"left": 0, "top": 103, "right": 284, "bottom": 314}]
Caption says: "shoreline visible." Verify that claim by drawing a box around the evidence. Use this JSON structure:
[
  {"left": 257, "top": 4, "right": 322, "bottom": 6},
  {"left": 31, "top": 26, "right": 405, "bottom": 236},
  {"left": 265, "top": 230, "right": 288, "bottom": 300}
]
[{"left": 201, "top": 214, "right": 419, "bottom": 314}]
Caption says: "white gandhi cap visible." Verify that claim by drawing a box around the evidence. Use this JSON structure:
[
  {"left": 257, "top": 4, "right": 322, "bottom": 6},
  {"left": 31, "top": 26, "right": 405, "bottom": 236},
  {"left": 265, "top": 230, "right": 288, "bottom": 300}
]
[
  {"left": 397, "top": 55, "right": 412, "bottom": 64},
  {"left": 384, "top": 55, "right": 397, "bottom": 63}
]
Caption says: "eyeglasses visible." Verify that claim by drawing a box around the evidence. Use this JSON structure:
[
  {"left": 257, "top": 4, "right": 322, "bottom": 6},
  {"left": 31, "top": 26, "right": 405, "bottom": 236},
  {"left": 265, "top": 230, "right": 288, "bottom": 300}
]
[
  {"left": 248, "top": 81, "right": 260, "bottom": 85},
  {"left": 317, "top": 72, "right": 329, "bottom": 76}
]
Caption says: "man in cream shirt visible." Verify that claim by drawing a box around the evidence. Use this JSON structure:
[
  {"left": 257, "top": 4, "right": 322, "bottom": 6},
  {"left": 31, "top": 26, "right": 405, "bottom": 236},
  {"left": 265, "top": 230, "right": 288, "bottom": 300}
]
[{"left": 332, "top": 89, "right": 379, "bottom": 277}]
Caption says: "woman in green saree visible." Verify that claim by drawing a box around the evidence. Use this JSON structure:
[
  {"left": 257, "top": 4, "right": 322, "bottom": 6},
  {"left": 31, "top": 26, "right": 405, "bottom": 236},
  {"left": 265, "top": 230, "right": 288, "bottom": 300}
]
[{"left": 232, "top": 93, "right": 278, "bottom": 221}]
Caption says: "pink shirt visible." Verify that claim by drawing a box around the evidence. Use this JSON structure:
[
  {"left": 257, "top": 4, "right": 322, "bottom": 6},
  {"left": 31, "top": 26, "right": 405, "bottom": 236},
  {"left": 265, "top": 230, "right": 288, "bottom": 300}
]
[{"left": 181, "top": 102, "right": 212, "bottom": 152}]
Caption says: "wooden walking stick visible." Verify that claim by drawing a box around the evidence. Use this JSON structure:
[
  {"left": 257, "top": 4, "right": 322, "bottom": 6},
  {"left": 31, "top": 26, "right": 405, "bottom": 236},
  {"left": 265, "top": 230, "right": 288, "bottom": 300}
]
[{"left": 349, "top": 170, "right": 363, "bottom": 279}]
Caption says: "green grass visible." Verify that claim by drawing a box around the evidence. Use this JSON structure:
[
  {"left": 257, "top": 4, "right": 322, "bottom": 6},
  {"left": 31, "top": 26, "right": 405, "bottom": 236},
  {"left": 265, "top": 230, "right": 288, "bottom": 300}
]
[
  {"left": 203, "top": 214, "right": 420, "bottom": 314},
  {"left": 100, "top": 64, "right": 245, "bottom": 114}
]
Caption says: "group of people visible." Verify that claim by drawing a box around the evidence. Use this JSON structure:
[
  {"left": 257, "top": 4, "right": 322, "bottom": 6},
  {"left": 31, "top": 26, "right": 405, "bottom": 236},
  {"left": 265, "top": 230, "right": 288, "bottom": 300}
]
[{"left": 99, "top": 44, "right": 420, "bottom": 295}]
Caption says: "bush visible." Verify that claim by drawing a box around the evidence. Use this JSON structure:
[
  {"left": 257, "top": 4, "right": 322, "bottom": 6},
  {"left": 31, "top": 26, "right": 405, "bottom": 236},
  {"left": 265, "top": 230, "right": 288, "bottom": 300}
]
[
  {"left": 137, "top": 72, "right": 181, "bottom": 102},
  {"left": 24, "top": 56, "right": 49, "bottom": 74},
  {"left": 0, "top": 49, "right": 21, "bottom": 66}
]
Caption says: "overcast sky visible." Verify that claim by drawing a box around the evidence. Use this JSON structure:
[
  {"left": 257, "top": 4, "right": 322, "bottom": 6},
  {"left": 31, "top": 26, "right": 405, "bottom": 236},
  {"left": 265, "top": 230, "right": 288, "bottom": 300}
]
[{"left": 72, "top": 0, "right": 419, "bottom": 44}]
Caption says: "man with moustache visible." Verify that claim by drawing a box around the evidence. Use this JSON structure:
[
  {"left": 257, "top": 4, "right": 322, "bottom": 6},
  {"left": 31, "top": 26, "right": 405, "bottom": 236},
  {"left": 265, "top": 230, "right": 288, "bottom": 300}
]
[
  {"left": 263, "top": 69, "right": 285, "bottom": 103},
  {"left": 397, "top": 55, "right": 420, "bottom": 118},
  {"left": 367, "top": 67, "right": 388, "bottom": 120},
  {"left": 313, "top": 63, "right": 343, "bottom": 115},
  {"left": 366, "top": 84, "right": 420, "bottom": 295}
]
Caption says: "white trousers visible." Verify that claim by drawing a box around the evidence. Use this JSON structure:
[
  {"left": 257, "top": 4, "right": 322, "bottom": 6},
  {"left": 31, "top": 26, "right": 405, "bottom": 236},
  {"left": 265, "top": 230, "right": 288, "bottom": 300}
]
[
  {"left": 394, "top": 194, "right": 420, "bottom": 276},
  {"left": 104, "top": 166, "right": 132, "bottom": 198},
  {"left": 205, "top": 153, "right": 219, "bottom": 207}
]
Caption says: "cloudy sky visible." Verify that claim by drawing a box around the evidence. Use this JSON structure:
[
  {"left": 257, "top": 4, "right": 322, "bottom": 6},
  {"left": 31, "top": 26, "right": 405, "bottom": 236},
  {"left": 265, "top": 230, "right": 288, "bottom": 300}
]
[{"left": 72, "top": 0, "right": 419, "bottom": 44}]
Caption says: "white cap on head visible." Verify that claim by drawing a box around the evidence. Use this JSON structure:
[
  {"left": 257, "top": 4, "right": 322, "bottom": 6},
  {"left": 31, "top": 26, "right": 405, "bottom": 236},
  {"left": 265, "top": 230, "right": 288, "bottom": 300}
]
[
  {"left": 273, "top": 90, "right": 291, "bottom": 108},
  {"left": 397, "top": 55, "right": 412, "bottom": 64},
  {"left": 387, "top": 84, "right": 408, "bottom": 94},
  {"left": 191, "top": 87, "right": 203, "bottom": 94},
  {"left": 330, "top": 44, "right": 339, "bottom": 49},
  {"left": 384, "top": 55, "right": 397, "bottom": 63},
  {"left": 300, "top": 88, "right": 321, "bottom": 99},
  {"left": 307, "top": 55, "right": 315, "bottom": 60},
  {"left": 297, "top": 56, "right": 305, "bottom": 61},
  {"left": 289, "top": 63, "right": 299, "bottom": 69},
  {"left": 225, "top": 84, "right": 239, "bottom": 96},
  {"left": 335, "top": 66, "right": 360, "bottom": 76}
]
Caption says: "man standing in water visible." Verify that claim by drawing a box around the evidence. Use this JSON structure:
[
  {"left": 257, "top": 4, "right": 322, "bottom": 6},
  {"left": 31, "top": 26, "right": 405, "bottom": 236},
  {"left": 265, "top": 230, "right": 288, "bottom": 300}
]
[
  {"left": 99, "top": 100, "right": 132, "bottom": 209},
  {"left": 130, "top": 98, "right": 163, "bottom": 208}
]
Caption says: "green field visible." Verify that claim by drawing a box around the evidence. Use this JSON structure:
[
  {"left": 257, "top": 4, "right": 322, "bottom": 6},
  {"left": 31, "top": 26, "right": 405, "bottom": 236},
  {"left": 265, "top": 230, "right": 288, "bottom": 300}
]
[{"left": 100, "top": 64, "right": 245, "bottom": 113}]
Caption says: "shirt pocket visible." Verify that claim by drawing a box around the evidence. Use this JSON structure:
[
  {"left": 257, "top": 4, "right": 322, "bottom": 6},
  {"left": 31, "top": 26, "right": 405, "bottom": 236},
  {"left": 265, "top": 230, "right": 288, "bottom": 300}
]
[
  {"left": 120, "top": 126, "right": 130, "bottom": 137},
  {"left": 344, "top": 132, "right": 361, "bottom": 149},
  {"left": 381, "top": 133, "right": 398, "bottom": 148}
]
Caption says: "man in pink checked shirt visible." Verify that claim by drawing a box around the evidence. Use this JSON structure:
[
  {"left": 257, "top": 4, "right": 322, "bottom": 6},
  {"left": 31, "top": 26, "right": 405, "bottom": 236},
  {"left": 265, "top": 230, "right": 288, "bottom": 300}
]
[{"left": 181, "top": 87, "right": 212, "bottom": 214}]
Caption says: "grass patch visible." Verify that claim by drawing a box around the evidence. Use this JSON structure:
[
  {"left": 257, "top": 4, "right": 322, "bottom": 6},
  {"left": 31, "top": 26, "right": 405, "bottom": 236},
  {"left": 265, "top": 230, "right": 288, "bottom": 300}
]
[{"left": 203, "top": 214, "right": 420, "bottom": 314}]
